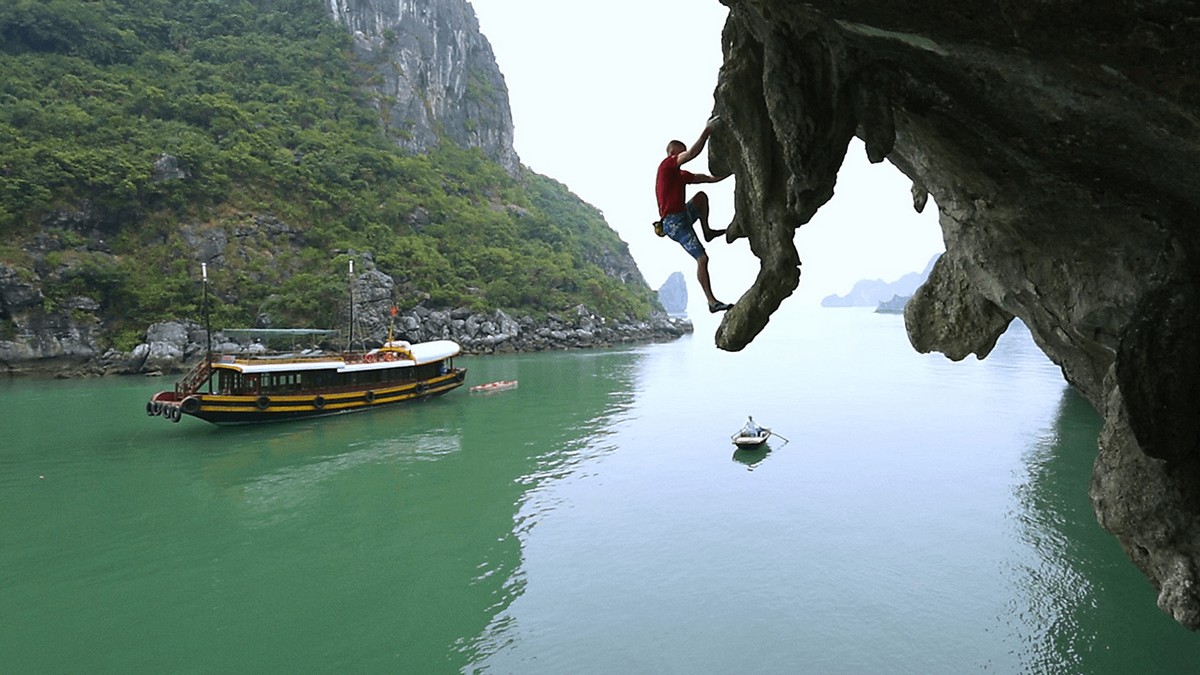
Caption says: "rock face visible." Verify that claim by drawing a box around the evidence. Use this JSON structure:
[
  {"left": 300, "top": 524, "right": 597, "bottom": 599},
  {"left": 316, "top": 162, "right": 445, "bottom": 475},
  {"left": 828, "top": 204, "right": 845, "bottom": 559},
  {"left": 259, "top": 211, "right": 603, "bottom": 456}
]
[
  {"left": 124, "top": 309, "right": 691, "bottom": 375},
  {"left": 0, "top": 260, "right": 104, "bottom": 374},
  {"left": 327, "top": 0, "right": 519, "bottom": 173},
  {"left": 657, "top": 271, "right": 689, "bottom": 315},
  {"left": 708, "top": 1, "right": 1200, "bottom": 628},
  {"left": 342, "top": 258, "right": 690, "bottom": 354}
]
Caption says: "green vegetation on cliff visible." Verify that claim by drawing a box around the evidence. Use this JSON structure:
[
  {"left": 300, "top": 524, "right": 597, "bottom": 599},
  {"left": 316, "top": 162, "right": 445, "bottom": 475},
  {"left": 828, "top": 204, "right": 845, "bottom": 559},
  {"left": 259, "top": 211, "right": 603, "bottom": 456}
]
[{"left": 0, "top": 0, "right": 655, "bottom": 347}]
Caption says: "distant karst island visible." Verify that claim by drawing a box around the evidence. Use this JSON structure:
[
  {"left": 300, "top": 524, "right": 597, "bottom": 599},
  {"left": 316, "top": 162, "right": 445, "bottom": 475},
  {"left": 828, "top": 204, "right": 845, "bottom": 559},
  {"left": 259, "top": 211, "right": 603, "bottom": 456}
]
[
  {"left": 821, "top": 254, "right": 940, "bottom": 311},
  {"left": 657, "top": 272, "right": 689, "bottom": 316}
]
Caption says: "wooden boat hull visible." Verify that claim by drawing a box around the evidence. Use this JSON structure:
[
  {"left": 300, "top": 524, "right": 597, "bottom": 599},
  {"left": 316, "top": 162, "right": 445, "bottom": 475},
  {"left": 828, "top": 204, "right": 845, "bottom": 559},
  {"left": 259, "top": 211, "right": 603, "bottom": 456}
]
[{"left": 149, "top": 369, "right": 466, "bottom": 425}]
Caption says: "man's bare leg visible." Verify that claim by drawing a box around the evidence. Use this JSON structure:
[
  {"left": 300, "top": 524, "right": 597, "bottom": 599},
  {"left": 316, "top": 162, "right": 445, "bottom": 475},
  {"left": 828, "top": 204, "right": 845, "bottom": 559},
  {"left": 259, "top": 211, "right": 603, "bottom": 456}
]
[
  {"left": 694, "top": 192, "right": 726, "bottom": 242},
  {"left": 697, "top": 254, "right": 717, "bottom": 306}
]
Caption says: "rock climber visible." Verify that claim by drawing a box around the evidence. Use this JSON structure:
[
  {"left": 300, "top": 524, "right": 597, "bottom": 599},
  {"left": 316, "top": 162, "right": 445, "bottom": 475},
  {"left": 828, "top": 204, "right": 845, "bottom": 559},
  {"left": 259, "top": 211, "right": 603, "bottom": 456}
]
[{"left": 654, "top": 116, "right": 733, "bottom": 313}]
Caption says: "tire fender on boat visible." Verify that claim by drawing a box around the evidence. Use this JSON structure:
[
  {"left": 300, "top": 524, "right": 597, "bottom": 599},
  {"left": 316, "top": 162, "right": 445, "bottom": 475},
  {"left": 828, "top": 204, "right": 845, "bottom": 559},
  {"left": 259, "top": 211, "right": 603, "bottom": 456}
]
[
  {"left": 146, "top": 401, "right": 156, "bottom": 417},
  {"left": 180, "top": 397, "right": 200, "bottom": 415},
  {"left": 313, "top": 395, "right": 326, "bottom": 410},
  {"left": 364, "top": 391, "right": 376, "bottom": 404},
  {"left": 255, "top": 395, "right": 271, "bottom": 411},
  {"left": 415, "top": 382, "right": 428, "bottom": 396}
]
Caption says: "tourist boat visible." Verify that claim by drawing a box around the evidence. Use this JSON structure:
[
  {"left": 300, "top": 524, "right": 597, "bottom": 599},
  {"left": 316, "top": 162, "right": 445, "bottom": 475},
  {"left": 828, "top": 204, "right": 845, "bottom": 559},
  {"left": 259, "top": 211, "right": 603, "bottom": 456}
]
[
  {"left": 469, "top": 380, "right": 518, "bottom": 393},
  {"left": 146, "top": 262, "right": 467, "bottom": 425},
  {"left": 146, "top": 338, "right": 466, "bottom": 425}
]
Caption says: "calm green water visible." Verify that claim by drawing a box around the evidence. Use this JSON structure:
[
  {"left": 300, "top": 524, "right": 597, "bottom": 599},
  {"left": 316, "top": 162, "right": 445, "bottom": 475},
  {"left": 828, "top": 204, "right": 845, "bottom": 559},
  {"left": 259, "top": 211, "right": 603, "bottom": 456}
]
[{"left": 1, "top": 307, "right": 1196, "bottom": 673}]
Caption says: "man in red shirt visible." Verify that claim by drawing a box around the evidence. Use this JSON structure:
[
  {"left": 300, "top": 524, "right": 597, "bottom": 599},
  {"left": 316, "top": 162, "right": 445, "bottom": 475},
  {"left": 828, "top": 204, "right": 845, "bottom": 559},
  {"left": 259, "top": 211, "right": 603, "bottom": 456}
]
[{"left": 655, "top": 117, "right": 732, "bottom": 313}]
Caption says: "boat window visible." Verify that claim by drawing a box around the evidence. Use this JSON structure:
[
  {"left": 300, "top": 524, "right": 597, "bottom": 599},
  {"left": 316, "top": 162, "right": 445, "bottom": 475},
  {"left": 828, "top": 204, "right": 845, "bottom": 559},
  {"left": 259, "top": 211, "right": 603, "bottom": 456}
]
[
  {"left": 303, "top": 371, "right": 329, "bottom": 391},
  {"left": 217, "top": 370, "right": 252, "bottom": 395},
  {"left": 264, "top": 373, "right": 305, "bottom": 393},
  {"left": 413, "top": 363, "right": 442, "bottom": 380}
]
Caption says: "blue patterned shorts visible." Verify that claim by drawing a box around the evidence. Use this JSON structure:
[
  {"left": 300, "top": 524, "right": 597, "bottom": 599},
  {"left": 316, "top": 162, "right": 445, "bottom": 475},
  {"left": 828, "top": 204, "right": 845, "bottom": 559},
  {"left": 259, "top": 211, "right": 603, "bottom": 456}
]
[{"left": 662, "top": 200, "right": 704, "bottom": 260}]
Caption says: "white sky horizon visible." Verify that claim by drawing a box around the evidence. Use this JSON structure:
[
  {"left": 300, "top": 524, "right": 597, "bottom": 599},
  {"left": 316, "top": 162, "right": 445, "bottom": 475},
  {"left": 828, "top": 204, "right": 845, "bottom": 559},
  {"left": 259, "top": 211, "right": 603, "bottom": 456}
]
[{"left": 469, "top": 0, "right": 944, "bottom": 317}]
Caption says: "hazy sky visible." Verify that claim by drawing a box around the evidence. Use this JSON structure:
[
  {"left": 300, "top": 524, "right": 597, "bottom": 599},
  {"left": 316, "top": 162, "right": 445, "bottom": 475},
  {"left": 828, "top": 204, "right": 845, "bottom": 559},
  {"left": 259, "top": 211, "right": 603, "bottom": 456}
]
[{"left": 470, "top": 0, "right": 944, "bottom": 311}]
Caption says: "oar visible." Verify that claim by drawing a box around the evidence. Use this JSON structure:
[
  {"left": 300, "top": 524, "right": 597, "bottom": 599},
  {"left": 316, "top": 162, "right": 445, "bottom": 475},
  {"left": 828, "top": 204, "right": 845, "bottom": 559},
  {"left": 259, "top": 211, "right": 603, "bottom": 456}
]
[{"left": 767, "top": 428, "right": 790, "bottom": 445}]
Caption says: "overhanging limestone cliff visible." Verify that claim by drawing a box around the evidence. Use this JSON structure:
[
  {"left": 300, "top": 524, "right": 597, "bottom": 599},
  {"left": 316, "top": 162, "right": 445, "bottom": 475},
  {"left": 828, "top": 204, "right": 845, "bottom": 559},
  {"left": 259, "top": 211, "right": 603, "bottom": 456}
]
[{"left": 707, "top": 0, "right": 1200, "bottom": 629}]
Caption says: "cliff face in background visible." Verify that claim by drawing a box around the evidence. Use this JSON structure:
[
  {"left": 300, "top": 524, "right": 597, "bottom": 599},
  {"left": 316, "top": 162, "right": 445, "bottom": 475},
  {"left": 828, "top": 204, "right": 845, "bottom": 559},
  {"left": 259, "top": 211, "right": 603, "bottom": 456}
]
[
  {"left": 323, "top": 0, "right": 647, "bottom": 308},
  {"left": 0, "top": 0, "right": 663, "bottom": 375},
  {"left": 327, "top": 0, "right": 519, "bottom": 173},
  {"left": 707, "top": 1, "right": 1200, "bottom": 629}
]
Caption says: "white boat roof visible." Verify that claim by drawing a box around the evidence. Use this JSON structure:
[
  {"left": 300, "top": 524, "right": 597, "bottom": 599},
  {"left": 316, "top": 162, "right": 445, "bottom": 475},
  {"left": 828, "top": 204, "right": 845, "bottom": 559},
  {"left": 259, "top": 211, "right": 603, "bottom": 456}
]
[
  {"left": 406, "top": 340, "right": 461, "bottom": 364},
  {"left": 212, "top": 340, "right": 461, "bottom": 374}
]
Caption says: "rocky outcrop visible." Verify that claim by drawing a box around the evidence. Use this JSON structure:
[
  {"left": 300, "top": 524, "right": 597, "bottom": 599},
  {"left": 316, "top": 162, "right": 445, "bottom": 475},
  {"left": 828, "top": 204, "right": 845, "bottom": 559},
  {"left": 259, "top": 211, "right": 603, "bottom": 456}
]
[
  {"left": 874, "top": 295, "right": 909, "bottom": 315},
  {"left": 0, "top": 261, "right": 105, "bottom": 375},
  {"left": 119, "top": 308, "right": 690, "bottom": 375},
  {"left": 345, "top": 262, "right": 690, "bottom": 355},
  {"left": 709, "top": 1, "right": 1200, "bottom": 628},
  {"left": 390, "top": 304, "right": 691, "bottom": 354},
  {"left": 657, "top": 271, "right": 689, "bottom": 315},
  {"left": 327, "top": 0, "right": 519, "bottom": 173}
]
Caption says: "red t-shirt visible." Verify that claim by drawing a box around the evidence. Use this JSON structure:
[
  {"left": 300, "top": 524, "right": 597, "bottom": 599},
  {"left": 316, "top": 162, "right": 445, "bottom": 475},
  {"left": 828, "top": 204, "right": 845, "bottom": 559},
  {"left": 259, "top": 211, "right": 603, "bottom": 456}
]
[{"left": 656, "top": 155, "right": 694, "bottom": 218}]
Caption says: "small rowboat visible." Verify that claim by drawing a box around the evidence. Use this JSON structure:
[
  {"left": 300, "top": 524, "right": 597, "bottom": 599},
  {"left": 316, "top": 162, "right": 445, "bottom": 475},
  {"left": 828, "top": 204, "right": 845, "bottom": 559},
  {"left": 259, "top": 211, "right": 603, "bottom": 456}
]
[
  {"left": 470, "top": 380, "right": 518, "bottom": 393},
  {"left": 731, "top": 416, "right": 787, "bottom": 447},
  {"left": 732, "top": 428, "right": 771, "bottom": 447}
]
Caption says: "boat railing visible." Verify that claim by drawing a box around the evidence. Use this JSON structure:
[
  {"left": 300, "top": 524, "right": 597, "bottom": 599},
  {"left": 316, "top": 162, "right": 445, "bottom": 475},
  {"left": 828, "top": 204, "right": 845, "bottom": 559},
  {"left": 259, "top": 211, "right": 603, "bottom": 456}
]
[
  {"left": 175, "top": 359, "right": 212, "bottom": 398},
  {"left": 212, "top": 352, "right": 350, "bottom": 367}
]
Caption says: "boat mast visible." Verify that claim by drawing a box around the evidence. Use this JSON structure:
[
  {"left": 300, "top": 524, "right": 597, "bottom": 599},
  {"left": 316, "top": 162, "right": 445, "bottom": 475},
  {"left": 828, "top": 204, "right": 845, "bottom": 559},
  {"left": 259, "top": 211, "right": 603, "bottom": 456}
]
[
  {"left": 347, "top": 259, "right": 354, "bottom": 352},
  {"left": 202, "top": 263, "right": 212, "bottom": 373}
]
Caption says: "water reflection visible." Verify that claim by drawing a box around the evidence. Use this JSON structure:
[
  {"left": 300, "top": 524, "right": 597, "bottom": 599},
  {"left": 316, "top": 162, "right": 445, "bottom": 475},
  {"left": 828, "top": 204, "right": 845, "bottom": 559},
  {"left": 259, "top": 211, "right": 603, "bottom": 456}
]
[
  {"left": 200, "top": 407, "right": 459, "bottom": 470},
  {"left": 731, "top": 446, "right": 772, "bottom": 470},
  {"left": 453, "top": 349, "right": 644, "bottom": 665},
  {"left": 1011, "top": 389, "right": 1198, "bottom": 672}
]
